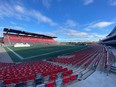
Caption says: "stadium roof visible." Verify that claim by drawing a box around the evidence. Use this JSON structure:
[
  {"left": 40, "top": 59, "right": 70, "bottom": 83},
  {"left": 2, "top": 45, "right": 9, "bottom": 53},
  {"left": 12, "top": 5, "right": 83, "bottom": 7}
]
[
  {"left": 3, "top": 28, "right": 57, "bottom": 38},
  {"left": 107, "top": 26, "right": 116, "bottom": 37}
]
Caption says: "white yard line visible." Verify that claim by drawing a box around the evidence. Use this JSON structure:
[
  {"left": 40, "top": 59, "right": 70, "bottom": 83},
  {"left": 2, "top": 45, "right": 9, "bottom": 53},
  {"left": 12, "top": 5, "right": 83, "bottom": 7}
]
[
  {"left": 7, "top": 47, "right": 24, "bottom": 59},
  {"left": 6, "top": 47, "right": 82, "bottom": 60}
]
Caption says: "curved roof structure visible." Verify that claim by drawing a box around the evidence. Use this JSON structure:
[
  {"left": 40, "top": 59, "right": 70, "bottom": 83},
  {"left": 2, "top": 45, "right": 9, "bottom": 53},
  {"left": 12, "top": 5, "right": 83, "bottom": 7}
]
[
  {"left": 3, "top": 28, "right": 57, "bottom": 38},
  {"left": 107, "top": 26, "right": 116, "bottom": 37},
  {"left": 100, "top": 26, "right": 116, "bottom": 45}
]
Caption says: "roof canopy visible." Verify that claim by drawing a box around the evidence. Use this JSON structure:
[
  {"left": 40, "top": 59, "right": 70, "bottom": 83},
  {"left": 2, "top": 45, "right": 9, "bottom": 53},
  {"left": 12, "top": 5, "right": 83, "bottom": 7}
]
[
  {"left": 107, "top": 26, "right": 116, "bottom": 37},
  {"left": 3, "top": 28, "right": 57, "bottom": 38}
]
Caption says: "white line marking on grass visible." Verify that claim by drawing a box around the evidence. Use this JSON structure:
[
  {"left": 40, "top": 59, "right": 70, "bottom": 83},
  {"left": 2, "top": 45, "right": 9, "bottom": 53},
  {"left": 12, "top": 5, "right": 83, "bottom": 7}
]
[
  {"left": 6, "top": 46, "right": 86, "bottom": 60},
  {"left": 7, "top": 47, "right": 24, "bottom": 59},
  {"left": 23, "top": 47, "right": 77, "bottom": 60}
]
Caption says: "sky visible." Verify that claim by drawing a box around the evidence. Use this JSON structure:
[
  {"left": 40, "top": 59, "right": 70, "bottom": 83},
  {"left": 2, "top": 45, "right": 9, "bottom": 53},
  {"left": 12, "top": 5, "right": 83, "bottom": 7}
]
[{"left": 0, "top": 0, "right": 116, "bottom": 42}]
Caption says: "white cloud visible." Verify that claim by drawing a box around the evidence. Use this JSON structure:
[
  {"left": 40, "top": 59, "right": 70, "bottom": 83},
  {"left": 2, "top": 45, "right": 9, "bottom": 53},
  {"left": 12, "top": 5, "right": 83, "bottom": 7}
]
[
  {"left": 15, "top": 5, "right": 25, "bottom": 13},
  {"left": 0, "top": 0, "right": 57, "bottom": 26},
  {"left": 42, "top": 0, "right": 52, "bottom": 9},
  {"left": 46, "top": 33, "right": 56, "bottom": 37},
  {"left": 54, "top": 27, "right": 107, "bottom": 42},
  {"left": 65, "top": 19, "right": 78, "bottom": 27},
  {"left": 65, "top": 29, "right": 88, "bottom": 38},
  {"left": 0, "top": 32, "right": 3, "bottom": 37},
  {"left": 31, "top": 10, "right": 57, "bottom": 26},
  {"left": 10, "top": 21, "right": 16, "bottom": 25},
  {"left": 85, "top": 28, "right": 91, "bottom": 31},
  {"left": 0, "top": 1, "right": 28, "bottom": 20},
  {"left": 0, "top": 27, "right": 4, "bottom": 30},
  {"left": 9, "top": 26, "right": 26, "bottom": 31},
  {"left": 55, "top": 27, "right": 88, "bottom": 38},
  {"left": 85, "top": 21, "right": 115, "bottom": 31},
  {"left": 0, "top": 27, "right": 4, "bottom": 37},
  {"left": 109, "top": 0, "right": 116, "bottom": 6},
  {"left": 91, "top": 21, "right": 115, "bottom": 28},
  {"left": 83, "top": 0, "right": 94, "bottom": 5},
  {"left": 0, "top": 26, "right": 26, "bottom": 31},
  {"left": 91, "top": 33, "right": 106, "bottom": 38},
  {"left": 36, "top": 31, "right": 56, "bottom": 37}
]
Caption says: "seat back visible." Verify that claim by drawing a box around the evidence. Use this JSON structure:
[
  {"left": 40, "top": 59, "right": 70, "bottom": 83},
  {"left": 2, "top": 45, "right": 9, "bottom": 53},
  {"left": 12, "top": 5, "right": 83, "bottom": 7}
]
[
  {"left": 70, "top": 75, "right": 77, "bottom": 82},
  {"left": 4, "top": 79, "right": 12, "bottom": 85},
  {"left": 21, "top": 76, "right": 28, "bottom": 83},
  {"left": 63, "top": 77, "right": 70, "bottom": 85},
  {"left": 12, "top": 77, "right": 20, "bottom": 84},
  {"left": 46, "top": 81, "right": 54, "bottom": 87}
]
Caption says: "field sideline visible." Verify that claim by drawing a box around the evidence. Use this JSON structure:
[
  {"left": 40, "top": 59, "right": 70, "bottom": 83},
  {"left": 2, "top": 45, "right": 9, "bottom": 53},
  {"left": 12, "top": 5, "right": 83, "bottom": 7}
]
[{"left": 5, "top": 45, "right": 86, "bottom": 62}]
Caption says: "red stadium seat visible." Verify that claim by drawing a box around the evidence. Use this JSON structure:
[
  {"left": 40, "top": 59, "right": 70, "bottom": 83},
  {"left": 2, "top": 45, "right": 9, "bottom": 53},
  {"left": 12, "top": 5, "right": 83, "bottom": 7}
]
[
  {"left": 63, "top": 77, "right": 70, "bottom": 85},
  {"left": 12, "top": 77, "right": 20, "bottom": 84},
  {"left": 62, "top": 71, "right": 68, "bottom": 77},
  {"left": 4, "top": 79, "right": 12, "bottom": 85},
  {"left": 46, "top": 81, "right": 54, "bottom": 87},
  {"left": 67, "top": 70, "right": 73, "bottom": 75},
  {"left": 70, "top": 75, "right": 77, "bottom": 82},
  {"left": 28, "top": 74, "right": 35, "bottom": 80},
  {"left": 50, "top": 75, "right": 56, "bottom": 81},
  {"left": 20, "top": 76, "right": 28, "bottom": 83}
]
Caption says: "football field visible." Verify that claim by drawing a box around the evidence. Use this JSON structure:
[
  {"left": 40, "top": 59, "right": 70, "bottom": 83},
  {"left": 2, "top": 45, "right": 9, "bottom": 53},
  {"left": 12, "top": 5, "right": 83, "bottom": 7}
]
[{"left": 5, "top": 45, "right": 86, "bottom": 62}]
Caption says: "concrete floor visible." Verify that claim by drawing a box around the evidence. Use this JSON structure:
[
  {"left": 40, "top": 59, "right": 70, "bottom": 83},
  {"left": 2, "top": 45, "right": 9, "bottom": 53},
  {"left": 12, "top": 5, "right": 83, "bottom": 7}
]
[
  {"left": 68, "top": 71, "right": 116, "bottom": 87},
  {"left": 68, "top": 47, "right": 116, "bottom": 87},
  {"left": 0, "top": 46, "right": 13, "bottom": 63}
]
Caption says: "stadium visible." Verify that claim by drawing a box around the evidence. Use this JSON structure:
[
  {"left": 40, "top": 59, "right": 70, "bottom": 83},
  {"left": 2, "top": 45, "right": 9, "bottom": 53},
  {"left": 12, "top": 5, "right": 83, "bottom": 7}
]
[
  {"left": 0, "top": 26, "right": 116, "bottom": 87},
  {"left": 0, "top": 0, "right": 116, "bottom": 87}
]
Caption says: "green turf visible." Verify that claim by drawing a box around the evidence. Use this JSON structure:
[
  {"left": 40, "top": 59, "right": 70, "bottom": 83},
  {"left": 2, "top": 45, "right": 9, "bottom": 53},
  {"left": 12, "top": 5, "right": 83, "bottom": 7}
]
[
  {"left": 5, "top": 45, "right": 87, "bottom": 62},
  {"left": 8, "top": 45, "right": 77, "bottom": 58},
  {"left": 4, "top": 47, "right": 22, "bottom": 62}
]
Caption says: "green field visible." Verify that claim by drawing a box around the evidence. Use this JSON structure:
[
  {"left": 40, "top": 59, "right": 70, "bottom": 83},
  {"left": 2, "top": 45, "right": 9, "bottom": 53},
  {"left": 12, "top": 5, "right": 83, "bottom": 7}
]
[{"left": 5, "top": 45, "right": 86, "bottom": 62}]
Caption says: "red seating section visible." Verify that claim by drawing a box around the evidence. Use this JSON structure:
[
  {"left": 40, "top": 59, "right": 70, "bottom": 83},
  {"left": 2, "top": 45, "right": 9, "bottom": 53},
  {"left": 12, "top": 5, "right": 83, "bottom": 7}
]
[
  {"left": 104, "top": 47, "right": 109, "bottom": 68},
  {"left": 0, "top": 61, "right": 73, "bottom": 86},
  {"left": 4, "top": 33, "right": 58, "bottom": 44},
  {"left": 51, "top": 45, "right": 106, "bottom": 68}
]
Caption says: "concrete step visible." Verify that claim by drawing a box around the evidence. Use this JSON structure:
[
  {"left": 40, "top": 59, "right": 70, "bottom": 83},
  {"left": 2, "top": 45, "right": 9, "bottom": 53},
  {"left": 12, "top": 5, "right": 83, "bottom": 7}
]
[
  {"left": 111, "top": 66, "right": 116, "bottom": 70},
  {"left": 110, "top": 69, "right": 116, "bottom": 73}
]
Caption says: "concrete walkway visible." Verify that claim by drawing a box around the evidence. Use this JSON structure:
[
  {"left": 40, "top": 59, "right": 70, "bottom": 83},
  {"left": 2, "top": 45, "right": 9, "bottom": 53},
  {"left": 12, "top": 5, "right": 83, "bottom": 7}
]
[
  {"left": 0, "top": 46, "right": 13, "bottom": 63},
  {"left": 111, "top": 48, "right": 116, "bottom": 56},
  {"left": 68, "top": 71, "right": 116, "bottom": 87}
]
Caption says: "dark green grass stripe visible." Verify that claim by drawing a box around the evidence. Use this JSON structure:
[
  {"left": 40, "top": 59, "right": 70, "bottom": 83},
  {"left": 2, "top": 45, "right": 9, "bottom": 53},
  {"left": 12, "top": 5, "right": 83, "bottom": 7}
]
[
  {"left": 8, "top": 45, "right": 80, "bottom": 58},
  {"left": 5, "top": 45, "right": 86, "bottom": 62},
  {"left": 22, "top": 46, "right": 86, "bottom": 62}
]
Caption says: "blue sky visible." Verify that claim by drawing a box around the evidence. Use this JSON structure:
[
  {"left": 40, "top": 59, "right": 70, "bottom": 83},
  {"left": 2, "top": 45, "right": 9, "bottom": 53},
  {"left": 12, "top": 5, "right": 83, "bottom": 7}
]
[{"left": 0, "top": 0, "right": 116, "bottom": 42}]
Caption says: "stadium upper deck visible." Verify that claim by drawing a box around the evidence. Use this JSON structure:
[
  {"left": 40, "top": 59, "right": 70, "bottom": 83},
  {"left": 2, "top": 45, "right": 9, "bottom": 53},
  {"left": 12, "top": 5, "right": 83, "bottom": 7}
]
[
  {"left": 3, "top": 28, "right": 58, "bottom": 46},
  {"left": 100, "top": 26, "right": 116, "bottom": 46}
]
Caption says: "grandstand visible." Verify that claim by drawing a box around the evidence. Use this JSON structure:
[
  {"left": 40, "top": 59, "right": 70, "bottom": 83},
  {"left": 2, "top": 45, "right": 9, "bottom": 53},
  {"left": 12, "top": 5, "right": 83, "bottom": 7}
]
[
  {"left": 0, "top": 28, "right": 116, "bottom": 87},
  {"left": 100, "top": 26, "right": 116, "bottom": 74},
  {"left": 3, "top": 28, "right": 58, "bottom": 46},
  {"left": 99, "top": 26, "right": 116, "bottom": 46}
]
